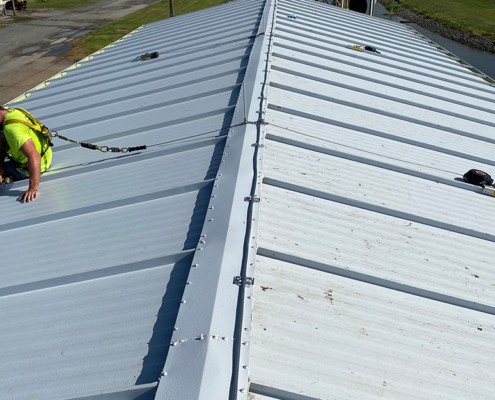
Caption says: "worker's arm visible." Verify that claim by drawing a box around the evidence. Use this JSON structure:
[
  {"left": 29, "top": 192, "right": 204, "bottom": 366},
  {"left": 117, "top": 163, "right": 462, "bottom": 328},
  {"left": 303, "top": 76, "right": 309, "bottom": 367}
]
[
  {"left": 18, "top": 138, "right": 41, "bottom": 202},
  {"left": 0, "top": 135, "right": 7, "bottom": 182}
]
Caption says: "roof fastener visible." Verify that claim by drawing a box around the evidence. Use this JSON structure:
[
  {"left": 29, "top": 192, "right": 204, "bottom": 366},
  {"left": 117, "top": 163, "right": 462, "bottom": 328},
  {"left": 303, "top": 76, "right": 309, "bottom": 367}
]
[
  {"left": 243, "top": 366, "right": 248, "bottom": 370},
  {"left": 240, "top": 388, "right": 246, "bottom": 393},
  {"left": 193, "top": 264, "right": 199, "bottom": 267},
  {"left": 181, "top": 300, "right": 186, "bottom": 303},
  {"left": 174, "top": 327, "right": 179, "bottom": 330},
  {"left": 244, "top": 196, "right": 260, "bottom": 203}
]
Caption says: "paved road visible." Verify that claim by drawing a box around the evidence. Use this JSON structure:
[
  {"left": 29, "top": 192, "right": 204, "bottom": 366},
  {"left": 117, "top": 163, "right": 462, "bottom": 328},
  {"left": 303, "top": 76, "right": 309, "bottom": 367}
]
[{"left": 0, "top": 0, "right": 156, "bottom": 104}]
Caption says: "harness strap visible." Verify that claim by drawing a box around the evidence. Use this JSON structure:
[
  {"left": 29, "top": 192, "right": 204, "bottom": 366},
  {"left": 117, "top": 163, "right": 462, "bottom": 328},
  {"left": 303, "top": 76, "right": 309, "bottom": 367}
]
[{"left": 3, "top": 108, "right": 53, "bottom": 168}]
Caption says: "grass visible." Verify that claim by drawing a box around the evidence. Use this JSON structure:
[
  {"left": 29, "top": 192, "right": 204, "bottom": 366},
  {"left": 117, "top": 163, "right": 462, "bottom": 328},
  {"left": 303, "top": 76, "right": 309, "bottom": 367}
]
[
  {"left": 70, "top": 0, "right": 232, "bottom": 58},
  {"left": 388, "top": 0, "right": 495, "bottom": 40},
  {"left": 28, "top": 0, "right": 102, "bottom": 10}
]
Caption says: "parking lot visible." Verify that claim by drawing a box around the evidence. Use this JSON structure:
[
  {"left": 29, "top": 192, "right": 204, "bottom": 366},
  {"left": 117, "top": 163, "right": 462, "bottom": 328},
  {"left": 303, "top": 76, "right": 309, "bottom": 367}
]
[{"left": 0, "top": 0, "right": 156, "bottom": 104}]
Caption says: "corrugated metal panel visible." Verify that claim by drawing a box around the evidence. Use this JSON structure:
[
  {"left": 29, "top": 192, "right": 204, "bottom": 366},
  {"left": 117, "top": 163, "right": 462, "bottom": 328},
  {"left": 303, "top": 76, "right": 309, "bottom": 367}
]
[
  {"left": 250, "top": 0, "right": 495, "bottom": 399},
  {"left": 250, "top": 256, "right": 495, "bottom": 400},
  {"left": 0, "top": 0, "right": 264, "bottom": 398}
]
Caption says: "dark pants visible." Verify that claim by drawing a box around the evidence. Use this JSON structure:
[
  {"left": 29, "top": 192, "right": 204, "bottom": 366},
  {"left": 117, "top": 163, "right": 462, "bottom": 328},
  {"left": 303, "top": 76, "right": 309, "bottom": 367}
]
[{"left": 4, "top": 159, "right": 29, "bottom": 181}]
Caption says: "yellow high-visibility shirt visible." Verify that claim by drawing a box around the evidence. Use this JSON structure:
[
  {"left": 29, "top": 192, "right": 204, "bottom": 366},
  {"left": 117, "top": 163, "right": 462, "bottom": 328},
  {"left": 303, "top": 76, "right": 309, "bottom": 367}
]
[{"left": 2, "top": 109, "right": 52, "bottom": 174}]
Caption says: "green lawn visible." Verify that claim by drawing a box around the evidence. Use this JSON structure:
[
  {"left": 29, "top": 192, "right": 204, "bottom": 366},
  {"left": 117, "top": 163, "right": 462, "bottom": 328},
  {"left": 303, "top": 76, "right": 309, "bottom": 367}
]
[
  {"left": 391, "top": 0, "right": 495, "bottom": 40},
  {"left": 28, "top": 0, "right": 102, "bottom": 10},
  {"left": 72, "top": 0, "right": 231, "bottom": 57}
]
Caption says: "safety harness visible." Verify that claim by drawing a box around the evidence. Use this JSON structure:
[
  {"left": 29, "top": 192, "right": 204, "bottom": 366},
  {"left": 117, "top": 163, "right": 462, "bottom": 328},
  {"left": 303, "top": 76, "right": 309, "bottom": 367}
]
[
  {"left": 2, "top": 108, "right": 53, "bottom": 170},
  {"left": 2, "top": 108, "right": 148, "bottom": 171}
]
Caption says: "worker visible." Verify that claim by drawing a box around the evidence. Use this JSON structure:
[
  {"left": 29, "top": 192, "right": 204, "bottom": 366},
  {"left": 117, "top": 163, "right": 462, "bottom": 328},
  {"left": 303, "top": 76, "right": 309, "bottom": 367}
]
[{"left": 0, "top": 106, "right": 52, "bottom": 202}]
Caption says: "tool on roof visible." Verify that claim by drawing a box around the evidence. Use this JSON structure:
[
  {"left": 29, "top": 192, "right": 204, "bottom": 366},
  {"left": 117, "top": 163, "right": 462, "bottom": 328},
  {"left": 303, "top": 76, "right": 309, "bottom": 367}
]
[
  {"left": 463, "top": 169, "right": 495, "bottom": 196},
  {"left": 349, "top": 44, "right": 381, "bottom": 54},
  {"left": 137, "top": 51, "right": 159, "bottom": 61},
  {"left": 364, "top": 45, "right": 381, "bottom": 54}
]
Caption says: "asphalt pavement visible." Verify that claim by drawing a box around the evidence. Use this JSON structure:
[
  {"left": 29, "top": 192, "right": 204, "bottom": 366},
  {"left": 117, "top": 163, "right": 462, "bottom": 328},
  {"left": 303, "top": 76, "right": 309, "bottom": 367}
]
[{"left": 0, "top": 0, "right": 156, "bottom": 104}]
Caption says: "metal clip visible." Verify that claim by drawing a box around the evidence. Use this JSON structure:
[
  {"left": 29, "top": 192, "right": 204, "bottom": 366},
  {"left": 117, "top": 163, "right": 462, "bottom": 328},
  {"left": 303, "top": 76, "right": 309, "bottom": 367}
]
[
  {"left": 244, "top": 196, "right": 260, "bottom": 203},
  {"left": 233, "top": 276, "right": 255, "bottom": 287}
]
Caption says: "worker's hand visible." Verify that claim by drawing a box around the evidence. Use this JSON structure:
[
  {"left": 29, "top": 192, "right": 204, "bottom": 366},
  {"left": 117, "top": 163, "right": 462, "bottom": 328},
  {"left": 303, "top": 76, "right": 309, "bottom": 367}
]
[{"left": 18, "top": 188, "right": 39, "bottom": 203}]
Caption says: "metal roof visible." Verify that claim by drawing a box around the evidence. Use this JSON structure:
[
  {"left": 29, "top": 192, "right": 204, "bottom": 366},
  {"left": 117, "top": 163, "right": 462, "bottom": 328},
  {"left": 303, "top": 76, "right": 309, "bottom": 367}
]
[
  {"left": 0, "top": 0, "right": 266, "bottom": 398},
  {"left": 249, "top": 0, "right": 495, "bottom": 399},
  {"left": 3, "top": 0, "right": 495, "bottom": 398}
]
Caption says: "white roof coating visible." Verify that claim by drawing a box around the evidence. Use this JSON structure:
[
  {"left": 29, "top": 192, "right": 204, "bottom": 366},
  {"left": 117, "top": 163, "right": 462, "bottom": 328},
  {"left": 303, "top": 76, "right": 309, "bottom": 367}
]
[
  {"left": 249, "top": 0, "right": 495, "bottom": 399},
  {"left": 2, "top": 0, "right": 495, "bottom": 398}
]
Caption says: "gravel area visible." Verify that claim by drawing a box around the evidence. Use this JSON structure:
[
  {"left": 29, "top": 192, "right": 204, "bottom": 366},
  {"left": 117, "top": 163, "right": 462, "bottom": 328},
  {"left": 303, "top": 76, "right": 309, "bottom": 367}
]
[{"left": 377, "top": 0, "right": 495, "bottom": 53}]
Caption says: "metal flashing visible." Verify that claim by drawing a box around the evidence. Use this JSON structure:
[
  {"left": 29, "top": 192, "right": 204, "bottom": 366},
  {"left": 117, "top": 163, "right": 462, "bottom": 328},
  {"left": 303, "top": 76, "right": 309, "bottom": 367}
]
[{"left": 155, "top": 1, "right": 273, "bottom": 399}]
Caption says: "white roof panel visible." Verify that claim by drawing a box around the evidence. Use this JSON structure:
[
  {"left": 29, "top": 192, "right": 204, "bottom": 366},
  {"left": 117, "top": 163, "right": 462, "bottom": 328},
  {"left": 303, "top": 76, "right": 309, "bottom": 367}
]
[{"left": 249, "top": 0, "right": 495, "bottom": 399}]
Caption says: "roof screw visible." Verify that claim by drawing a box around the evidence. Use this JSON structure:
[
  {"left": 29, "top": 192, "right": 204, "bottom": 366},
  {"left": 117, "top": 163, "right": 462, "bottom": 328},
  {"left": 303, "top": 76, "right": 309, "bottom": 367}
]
[
  {"left": 197, "top": 247, "right": 203, "bottom": 250},
  {"left": 209, "top": 219, "right": 214, "bottom": 221},
  {"left": 242, "top": 341, "right": 249, "bottom": 346},
  {"left": 213, "top": 335, "right": 219, "bottom": 339},
  {"left": 240, "top": 388, "right": 246, "bottom": 393},
  {"left": 161, "top": 372, "right": 167, "bottom": 376},
  {"left": 174, "top": 327, "right": 179, "bottom": 331},
  {"left": 211, "top": 195, "right": 216, "bottom": 198},
  {"left": 222, "top": 337, "right": 228, "bottom": 341},
  {"left": 181, "top": 300, "right": 186, "bottom": 304},
  {"left": 244, "top": 327, "right": 250, "bottom": 331},
  {"left": 200, "top": 239, "right": 206, "bottom": 243},
  {"left": 202, "top": 234, "right": 207, "bottom": 237},
  {"left": 247, "top": 296, "right": 252, "bottom": 299},
  {"left": 243, "top": 365, "right": 248, "bottom": 370},
  {"left": 209, "top": 207, "right": 214, "bottom": 210},
  {"left": 186, "top": 281, "right": 191, "bottom": 285},
  {"left": 214, "top": 185, "right": 219, "bottom": 187},
  {"left": 193, "top": 264, "right": 199, "bottom": 267}
]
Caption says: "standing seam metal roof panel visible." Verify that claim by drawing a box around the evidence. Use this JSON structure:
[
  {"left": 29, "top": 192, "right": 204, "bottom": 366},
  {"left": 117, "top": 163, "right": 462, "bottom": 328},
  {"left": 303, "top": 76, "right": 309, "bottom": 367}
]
[{"left": 0, "top": 0, "right": 265, "bottom": 398}]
